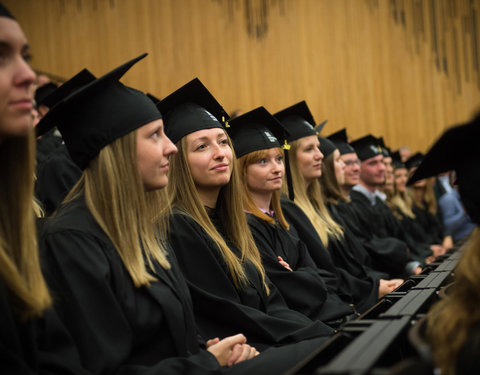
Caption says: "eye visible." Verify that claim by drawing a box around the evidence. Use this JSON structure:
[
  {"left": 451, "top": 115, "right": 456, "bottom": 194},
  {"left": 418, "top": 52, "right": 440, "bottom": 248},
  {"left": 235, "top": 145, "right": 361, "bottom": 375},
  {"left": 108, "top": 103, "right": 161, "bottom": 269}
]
[
  {"left": 219, "top": 138, "right": 229, "bottom": 145},
  {"left": 195, "top": 143, "right": 207, "bottom": 151},
  {"left": 258, "top": 158, "right": 267, "bottom": 164},
  {"left": 276, "top": 156, "right": 283, "bottom": 162},
  {"left": 23, "top": 52, "right": 32, "bottom": 63}
]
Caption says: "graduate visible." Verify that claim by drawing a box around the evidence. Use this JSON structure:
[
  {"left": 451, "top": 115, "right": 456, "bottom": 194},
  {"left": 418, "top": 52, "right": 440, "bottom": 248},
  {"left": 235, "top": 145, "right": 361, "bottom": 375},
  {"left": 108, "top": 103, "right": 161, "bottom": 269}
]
[
  {"left": 159, "top": 78, "right": 333, "bottom": 351},
  {"left": 273, "top": 101, "right": 396, "bottom": 312},
  {"left": 408, "top": 114, "right": 480, "bottom": 374},
  {"left": 0, "top": 4, "right": 88, "bottom": 374},
  {"left": 228, "top": 106, "right": 355, "bottom": 326},
  {"left": 38, "top": 56, "right": 266, "bottom": 374},
  {"left": 318, "top": 136, "right": 401, "bottom": 290}
]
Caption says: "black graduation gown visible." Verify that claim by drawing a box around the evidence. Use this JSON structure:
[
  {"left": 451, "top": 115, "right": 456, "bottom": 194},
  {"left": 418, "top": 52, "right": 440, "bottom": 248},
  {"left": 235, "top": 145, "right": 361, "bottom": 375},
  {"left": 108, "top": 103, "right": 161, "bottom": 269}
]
[
  {"left": 35, "top": 145, "right": 82, "bottom": 216},
  {"left": 412, "top": 203, "right": 446, "bottom": 244},
  {"left": 0, "top": 282, "right": 88, "bottom": 375},
  {"left": 347, "top": 191, "right": 411, "bottom": 275},
  {"left": 36, "top": 129, "right": 62, "bottom": 166},
  {"left": 40, "top": 197, "right": 224, "bottom": 375},
  {"left": 280, "top": 198, "right": 379, "bottom": 313},
  {"left": 167, "top": 209, "right": 333, "bottom": 352},
  {"left": 246, "top": 213, "right": 354, "bottom": 323}
]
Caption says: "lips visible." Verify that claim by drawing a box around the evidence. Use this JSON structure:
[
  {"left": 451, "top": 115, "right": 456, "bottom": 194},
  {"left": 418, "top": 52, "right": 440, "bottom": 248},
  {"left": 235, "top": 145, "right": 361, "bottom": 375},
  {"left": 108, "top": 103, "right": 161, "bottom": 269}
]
[
  {"left": 10, "top": 99, "right": 33, "bottom": 111},
  {"left": 211, "top": 163, "right": 229, "bottom": 171}
]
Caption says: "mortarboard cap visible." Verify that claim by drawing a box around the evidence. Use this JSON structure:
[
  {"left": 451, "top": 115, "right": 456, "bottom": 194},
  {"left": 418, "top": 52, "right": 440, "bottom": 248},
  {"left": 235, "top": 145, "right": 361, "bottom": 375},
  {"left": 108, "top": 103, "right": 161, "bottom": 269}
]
[
  {"left": 327, "top": 128, "right": 355, "bottom": 155},
  {"left": 35, "top": 69, "right": 97, "bottom": 137},
  {"left": 319, "top": 137, "right": 337, "bottom": 158},
  {"left": 227, "top": 106, "right": 289, "bottom": 158},
  {"left": 405, "top": 152, "right": 424, "bottom": 170},
  {"left": 36, "top": 53, "right": 161, "bottom": 170},
  {"left": 315, "top": 120, "right": 328, "bottom": 135},
  {"left": 35, "top": 82, "right": 58, "bottom": 107},
  {"left": 274, "top": 101, "right": 317, "bottom": 142},
  {"left": 0, "top": 4, "right": 14, "bottom": 19},
  {"left": 391, "top": 151, "right": 406, "bottom": 169},
  {"left": 408, "top": 115, "right": 480, "bottom": 224},
  {"left": 377, "top": 137, "right": 391, "bottom": 157},
  {"left": 157, "top": 78, "right": 229, "bottom": 144},
  {"left": 350, "top": 134, "right": 383, "bottom": 161},
  {"left": 146, "top": 93, "right": 161, "bottom": 105}
]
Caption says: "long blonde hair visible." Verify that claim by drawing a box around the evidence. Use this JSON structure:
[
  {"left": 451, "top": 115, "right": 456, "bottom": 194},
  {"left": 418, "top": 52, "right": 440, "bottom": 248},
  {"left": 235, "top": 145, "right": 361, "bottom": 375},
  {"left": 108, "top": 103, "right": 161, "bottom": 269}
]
[
  {"left": 284, "top": 139, "right": 344, "bottom": 246},
  {"left": 167, "top": 134, "right": 269, "bottom": 293},
  {"left": 0, "top": 131, "right": 52, "bottom": 319},
  {"left": 427, "top": 228, "right": 480, "bottom": 375},
  {"left": 64, "top": 131, "right": 171, "bottom": 288},
  {"left": 238, "top": 148, "right": 289, "bottom": 230}
]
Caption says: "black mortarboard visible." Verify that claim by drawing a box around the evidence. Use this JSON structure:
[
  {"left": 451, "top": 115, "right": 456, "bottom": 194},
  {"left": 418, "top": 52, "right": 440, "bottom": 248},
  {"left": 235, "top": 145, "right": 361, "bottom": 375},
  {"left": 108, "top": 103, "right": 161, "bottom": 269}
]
[
  {"left": 315, "top": 120, "right": 328, "bottom": 135},
  {"left": 350, "top": 135, "right": 383, "bottom": 161},
  {"left": 391, "top": 151, "right": 406, "bottom": 169},
  {"left": 36, "top": 53, "right": 161, "bottom": 170},
  {"left": 327, "top": 128, "right": 355, "bottom": 155},
  {"left": 157, "top": 78, "right": 229, "bottom": 144},
  {"left": 377, "top": 137, "right": 391, "bottom": 157},
  {"left": 0, "top": 4, "right": 14, "bottom": 19},
  {"left": 408, "top": 115, "right": 480, "bottom": 224},
  {"left": 405, "top": 152, "right": 424, "bottom": 170},
  {"left": 227, "top": 106, "right": 289, "bottom": 158},
  {"left": 147, "top": 93, "right": 161, "bottom": 105},
  {"left": 274, "top": 101, "right": 317, "bottom": 142},
  {"left": 35, "top": 82, "right": 58, "bottom": 107},
  {"left": 319, "top": 137, "right": 337, "bottom": 158},
  {"left": 35, "top": 69, "right": 97, "bottom": 137}
]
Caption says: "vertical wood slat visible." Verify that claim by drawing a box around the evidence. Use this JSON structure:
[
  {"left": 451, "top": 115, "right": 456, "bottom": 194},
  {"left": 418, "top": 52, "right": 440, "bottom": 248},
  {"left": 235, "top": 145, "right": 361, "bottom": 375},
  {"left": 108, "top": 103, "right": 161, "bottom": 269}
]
[{"left": 4, "top": 0, "right": 480, "bottom": 152}]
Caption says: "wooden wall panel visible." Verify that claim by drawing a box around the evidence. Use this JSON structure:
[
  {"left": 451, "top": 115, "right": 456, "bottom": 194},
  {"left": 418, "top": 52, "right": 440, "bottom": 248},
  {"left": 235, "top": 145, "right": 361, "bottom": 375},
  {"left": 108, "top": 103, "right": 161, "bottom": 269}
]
[{"left": 5, "top": 0, "right": 480, "bottom": 152}]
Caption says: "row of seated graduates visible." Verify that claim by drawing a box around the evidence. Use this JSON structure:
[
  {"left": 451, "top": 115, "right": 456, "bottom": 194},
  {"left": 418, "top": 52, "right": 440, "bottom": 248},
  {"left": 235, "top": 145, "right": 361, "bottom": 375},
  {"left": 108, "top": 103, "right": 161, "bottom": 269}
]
[{"left": 33, "top": 72, "right": 462, "bottom": 372}]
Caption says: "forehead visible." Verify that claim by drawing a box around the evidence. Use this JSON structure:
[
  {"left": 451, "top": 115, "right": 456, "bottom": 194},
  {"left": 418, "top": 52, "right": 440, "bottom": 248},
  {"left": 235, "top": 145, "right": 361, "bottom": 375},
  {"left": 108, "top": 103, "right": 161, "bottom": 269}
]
[
  {"left": 298, "top": 135, "right": 319, "bottom": 146},
  {"left": 363, "top": 154, "right": 384, "bottom": 165},
  {"left": 341, "top": 152, "right": 358, "bottom": 161},
  {"left": 0, "top": 17, "right": 28, "bottom": 47},
  {"left": 186, "top": 127, "right": 225, "bottom": 141}
]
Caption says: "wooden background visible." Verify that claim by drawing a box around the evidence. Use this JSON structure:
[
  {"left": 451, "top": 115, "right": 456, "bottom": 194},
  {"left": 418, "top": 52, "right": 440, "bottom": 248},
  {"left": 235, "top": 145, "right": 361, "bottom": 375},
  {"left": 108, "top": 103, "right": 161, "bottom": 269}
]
[{"left": 5, "top": 0, "right": 480, "bottom": 152}]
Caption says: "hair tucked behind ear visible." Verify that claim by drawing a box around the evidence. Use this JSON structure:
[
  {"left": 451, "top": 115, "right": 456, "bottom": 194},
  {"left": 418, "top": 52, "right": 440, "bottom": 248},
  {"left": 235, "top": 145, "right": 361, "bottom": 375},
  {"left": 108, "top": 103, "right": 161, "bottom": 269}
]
[
  {"left": 427, "top": 228, "right": 480, "bottom": 375},
  {"left": 167, "top": 134, "right": 269, "bottom": 294},
  {"left": 0, "top": 131, "right": 51, "bottom": 319},
  {"left": 65, "top": 131, "right": 170, "bottom": 288},
  {"left": 283, "top": 139, "right": 343, "bottom": 246}
]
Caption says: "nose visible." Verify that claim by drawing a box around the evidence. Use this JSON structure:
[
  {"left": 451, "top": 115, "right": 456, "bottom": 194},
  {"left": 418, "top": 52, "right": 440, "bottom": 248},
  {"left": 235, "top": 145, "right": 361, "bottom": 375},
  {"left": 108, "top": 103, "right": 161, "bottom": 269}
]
[
  {"left": 212, "top": 142, "right": 227, "bottom": 159},
  {"left": 314, "top": 148, "right": 323, "bottom": 160},
  {"left": 163, "top": 135, "right": 178, "bottom": 156},
  {"left": 14, "top": 56, "right": 36, "bottom": 90}
]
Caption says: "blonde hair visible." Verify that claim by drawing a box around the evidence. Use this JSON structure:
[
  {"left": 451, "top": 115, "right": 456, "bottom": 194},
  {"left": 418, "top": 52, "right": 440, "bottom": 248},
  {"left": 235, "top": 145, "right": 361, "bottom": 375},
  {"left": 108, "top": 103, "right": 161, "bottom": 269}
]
[
  {"left": 284, "top": 139, "right": 344, "bottom": 246},
  {"left": 427, "top": 228, "right": 480, "bottom": 375},
  {"left": 0, "top": 131, "right": 52, "bottom": 319},
  {"left": 167, "top": 134, "right": 269, "bottom": 293},
  {"left": 64, "top": 131, "right": 170, "bottom": 288},
  {"left": 320, "top": 151, "right": 349, "bottom": 205},
  {"left": 238, "top": 148, "right": 289, "bottom": 229}
]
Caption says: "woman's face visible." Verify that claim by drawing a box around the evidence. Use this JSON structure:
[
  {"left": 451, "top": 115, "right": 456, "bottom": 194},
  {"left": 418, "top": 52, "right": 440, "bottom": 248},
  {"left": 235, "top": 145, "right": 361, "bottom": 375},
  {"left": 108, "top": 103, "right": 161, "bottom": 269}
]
[
  {"left": 136, "top": 119, "right": 177, "bottom": 191},
  {"left": 0, "top": 17, "right": 36, "bottom": 140},
  {"left": 246, "top": 148, "right": 284, "bottom": 196},
  {"left": 186, "top": 127, "right": 233, "bottom": 190},
  {"left": 332, "top": 149, "right": 345, "bottom": 185},
  {"left": 394, "top": 168, "right": 408, "bottom": 193},
  {"left": 295, "top": 135, "right": 323, "bottom": 185}
]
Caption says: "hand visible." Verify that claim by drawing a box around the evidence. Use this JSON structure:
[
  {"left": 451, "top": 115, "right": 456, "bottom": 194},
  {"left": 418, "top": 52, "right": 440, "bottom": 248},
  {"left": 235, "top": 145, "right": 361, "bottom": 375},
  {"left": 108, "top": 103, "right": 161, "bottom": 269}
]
[
  {"left": 442, "top": 236, "right": 453, "bottom": 250},
  {"left": 378, "top": 279, "right": 402, "bottom": 298},
  {"left": 277, "top": 256, "right": 293, "bottom": 272},
  {"left": 430, "top": 244, "right": 446, "bottom": 257},
  {"left": 206, "top": 334, "right": 259, "bottom": 367},
  {"left": 413, "top": 266, "right": 423, "bottom": 275}
]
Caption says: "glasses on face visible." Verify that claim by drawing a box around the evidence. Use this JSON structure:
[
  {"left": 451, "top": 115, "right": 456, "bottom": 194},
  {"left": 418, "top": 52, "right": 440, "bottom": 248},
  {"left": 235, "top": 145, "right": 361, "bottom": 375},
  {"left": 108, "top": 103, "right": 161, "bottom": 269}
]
[{"left": 344, "top": 160, "right": 360, "bottom": 167}]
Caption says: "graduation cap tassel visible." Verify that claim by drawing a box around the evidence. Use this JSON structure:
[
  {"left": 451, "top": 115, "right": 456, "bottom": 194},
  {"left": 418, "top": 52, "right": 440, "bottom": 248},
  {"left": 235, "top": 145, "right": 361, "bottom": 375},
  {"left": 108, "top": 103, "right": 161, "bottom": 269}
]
[{"left": 283, "top": 148, "right": 294, "bottom": 201}]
